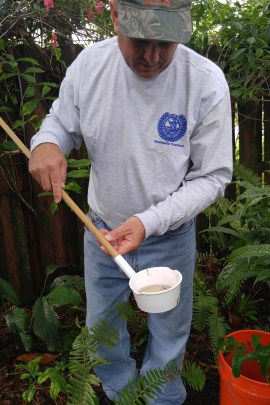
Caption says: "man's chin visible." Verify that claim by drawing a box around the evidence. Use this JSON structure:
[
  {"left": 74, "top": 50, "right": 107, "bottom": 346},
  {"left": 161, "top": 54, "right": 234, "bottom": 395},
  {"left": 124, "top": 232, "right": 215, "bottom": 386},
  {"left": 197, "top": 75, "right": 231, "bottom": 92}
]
[{"left": 133, "top": 63, "right": 163, "bottom": 79}]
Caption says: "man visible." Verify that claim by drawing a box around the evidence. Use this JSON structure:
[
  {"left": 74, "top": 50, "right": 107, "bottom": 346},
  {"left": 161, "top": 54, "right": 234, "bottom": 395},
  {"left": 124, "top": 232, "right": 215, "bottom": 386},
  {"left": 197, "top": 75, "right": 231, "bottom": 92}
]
[{"left": 29, "top": 0, "right": 232, "bottom": 403}]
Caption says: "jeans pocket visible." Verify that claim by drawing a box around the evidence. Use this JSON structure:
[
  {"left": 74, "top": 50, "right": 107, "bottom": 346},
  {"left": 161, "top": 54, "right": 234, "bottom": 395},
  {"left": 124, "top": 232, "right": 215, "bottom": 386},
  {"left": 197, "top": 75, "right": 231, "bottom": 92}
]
[
  {"left": 166, "top": 218, "right": 195, "bottom": 236},
  {"left": 86, "top": 210, "right": 104, "bottom": 231}
]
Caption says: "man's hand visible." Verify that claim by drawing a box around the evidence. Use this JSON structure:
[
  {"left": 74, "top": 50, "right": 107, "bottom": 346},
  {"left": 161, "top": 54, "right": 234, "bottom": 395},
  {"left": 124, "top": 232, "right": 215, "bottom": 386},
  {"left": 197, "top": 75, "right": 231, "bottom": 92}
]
[
  {"left": 98, "top": 216, "right": 145, "bottom": 256},
  {"left": 29, "top": 143, "right": 67, "bottom": 203}
]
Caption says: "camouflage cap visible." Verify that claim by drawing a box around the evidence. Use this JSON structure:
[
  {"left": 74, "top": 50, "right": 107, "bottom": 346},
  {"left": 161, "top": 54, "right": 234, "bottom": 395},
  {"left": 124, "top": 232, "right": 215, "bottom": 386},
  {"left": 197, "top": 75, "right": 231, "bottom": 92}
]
[{"left": 116, "top": 0, "right": 192, "bottom": 43}]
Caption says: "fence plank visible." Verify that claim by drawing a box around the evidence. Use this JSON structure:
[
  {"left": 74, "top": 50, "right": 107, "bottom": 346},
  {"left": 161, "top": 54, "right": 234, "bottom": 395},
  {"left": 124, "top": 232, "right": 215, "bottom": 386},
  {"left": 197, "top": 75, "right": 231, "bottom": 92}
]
[{"left": 238, "top": 102, "right": 263, "bottom": 175}]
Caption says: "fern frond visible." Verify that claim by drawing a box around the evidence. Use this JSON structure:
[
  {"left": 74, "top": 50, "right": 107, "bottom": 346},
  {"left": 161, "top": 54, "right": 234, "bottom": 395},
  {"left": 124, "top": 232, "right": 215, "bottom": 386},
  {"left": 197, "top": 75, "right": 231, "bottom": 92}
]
[
  {"left": 238, "top": 188, "right": 270, "bottom": 210},
  {"left": 67, "top": 367, "right": 99, "bottom": 405},
  {"left": 217, "top": 214, "right": 242, "bottom": 228},
  {"left": 67, "top": 324, "right": 119, "bottom": 405},
  {"left": 192, "top": 294, "right": 218, "bottom": 332},
  {"left": 233, "top": 162, "right": 261, "bottom": 186},
  {"left": 222, "top": 282, "right": 242, "bottom": 304},
  {"left": 114, "top": 301, "right": 137, "bottom": 324},
  {"left": 181, "top": 360, "right": 206, "bottom": 391},
  {"left": 254, "top": 268, "right": 270, "bottom": 286},
  {"left": 69, "top": 324, "right": 118, "bottom": 370},
  {"left": 228, "top": 244, "right": 270, "bottom": 262},
  {"left": 203, "top": 197, "right": 236, "bottom": 219},
  {"left": 208, "top": 316, "right": 226, "bottom": 358},
  {"left": 89, "top": 319, "right": 119, "bottom": 351},
  {"left": 216, "top": 260, "right": 256, "bottom": 295},
  {"left": 204, "top": 226, "right": 246, "bottom": 240},
  {"left": 115, "top": 368, "right": 168, "bottom": 405}
]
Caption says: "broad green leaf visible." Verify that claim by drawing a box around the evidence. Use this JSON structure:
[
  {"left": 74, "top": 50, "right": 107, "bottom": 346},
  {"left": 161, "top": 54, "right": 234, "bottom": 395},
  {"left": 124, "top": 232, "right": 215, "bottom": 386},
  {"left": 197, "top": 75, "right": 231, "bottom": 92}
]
[
  {"left": 64, "top": 181, "right": 81, "bottom": 193},
  {"left": 46, "top": 286, "right": 82, "bottom": 307},
  {"left": 25, "top": 86, "right": 36, "bottom": 98},
  {"left": 39, "top": 81, "right": 59, "bottom": 88},
  {"left": 32, "top": 297, "right": 62, "bottom": 351},
  {"left": 41, "top": 85, "right": 51, "bottom": 97},
  {"left": 23, "top": 385, "right": 36, "bottom": 403},
  {"left": 230, "top": 48, "right": 246, "bottom": 61},
  {"left": 45, "top": 263, "right": 60, "bottom": 276},
  {"left": 0, "top": 106, "right": 12, "bottom": 113},
  {"left": 203, "top": 226, "right": 245, "bottom": 240},
  {"left": 68, "top": 159, "right": 91, "bottom": 168},
  {"left": 21, "top": 99, "right": 39, "bottom": 116},
  {"left": 229, "top": 244, "right": 270, "bottom": 262},
  {"left": 247, "top": 37, "right": 256, "bottom": 45},
  {"left": 67, "top": 169, "right": 90, "bottom": 178},
  {"left": 24, "top": 67, "right": 45, "bottom": 74},
  {"left": 19, "top": 331, "right": 33, "bottom": 352},
  {"left": 0, "top": 278, "right": 20, "bottom": 306},
  {"left": 5, "top": 307, "right": 29, "bottom": 333},
  {"left": 0, "top": 72, "right": 17, "bottom": 80},
  {"left": 17, "top": 57, "right": 39, "bottom": 65},
  {"left": 255, "top": 48, "right": 264, "bottom": 58},
  {"left": 21, "top": 73, "right": 36, "bottom": 84},
  {"left": 50, "top": 275, "right": 85, "bottom": 292}
]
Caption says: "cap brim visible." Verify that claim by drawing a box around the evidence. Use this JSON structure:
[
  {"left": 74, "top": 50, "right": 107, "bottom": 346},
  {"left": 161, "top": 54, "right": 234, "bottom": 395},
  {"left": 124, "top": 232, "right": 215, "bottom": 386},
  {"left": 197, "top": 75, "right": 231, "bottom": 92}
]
[{"left": 117, "top": 5, "right": 192, "bottom": 43}]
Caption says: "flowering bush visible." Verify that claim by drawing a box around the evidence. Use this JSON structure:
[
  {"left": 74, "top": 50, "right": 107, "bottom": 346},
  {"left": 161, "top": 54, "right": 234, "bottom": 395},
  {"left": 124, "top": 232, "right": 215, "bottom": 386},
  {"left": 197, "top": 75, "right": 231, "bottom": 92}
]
[{"left": 0, "top": 0, "right": 114, "bottom": 46}]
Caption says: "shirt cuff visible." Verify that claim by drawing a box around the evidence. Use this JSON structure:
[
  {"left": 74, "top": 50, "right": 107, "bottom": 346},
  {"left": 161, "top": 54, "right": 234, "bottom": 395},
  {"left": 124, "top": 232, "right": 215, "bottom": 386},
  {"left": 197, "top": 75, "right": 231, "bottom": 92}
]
[
  {"left": 30, "top": 133, "right": 61, "bottom": 152},
  {"left": 134, "top": 209, "right": 161, "bottom": 239}
]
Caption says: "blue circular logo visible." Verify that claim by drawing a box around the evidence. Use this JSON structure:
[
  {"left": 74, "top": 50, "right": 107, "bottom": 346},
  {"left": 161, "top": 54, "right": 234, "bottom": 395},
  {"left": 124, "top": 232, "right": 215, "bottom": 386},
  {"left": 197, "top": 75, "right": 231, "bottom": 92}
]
[{"left": 157, "top": 113, "right": 187, "bottom": 142}]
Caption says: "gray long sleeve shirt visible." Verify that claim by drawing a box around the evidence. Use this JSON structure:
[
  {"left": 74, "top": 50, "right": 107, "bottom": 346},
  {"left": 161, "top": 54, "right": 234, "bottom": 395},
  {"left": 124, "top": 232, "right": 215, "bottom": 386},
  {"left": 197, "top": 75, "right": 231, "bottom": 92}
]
[{"left": 31, "top": 37, "right": 233, "bottom": 238}]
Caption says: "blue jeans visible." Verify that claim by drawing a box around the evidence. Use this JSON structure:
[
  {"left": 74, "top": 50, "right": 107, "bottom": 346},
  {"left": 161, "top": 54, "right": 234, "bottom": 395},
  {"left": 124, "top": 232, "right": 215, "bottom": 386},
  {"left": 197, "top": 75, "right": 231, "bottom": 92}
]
[{"left": 84, "top": 211, "right": 196, "bottom": 404}]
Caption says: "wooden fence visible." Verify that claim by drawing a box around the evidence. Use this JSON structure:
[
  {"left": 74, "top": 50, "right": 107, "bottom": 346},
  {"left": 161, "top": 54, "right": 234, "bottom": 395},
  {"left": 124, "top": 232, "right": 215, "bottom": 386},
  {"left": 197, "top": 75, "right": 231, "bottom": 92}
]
[{"left": 0, "top": 43, "right": 269, "bottom": 303}]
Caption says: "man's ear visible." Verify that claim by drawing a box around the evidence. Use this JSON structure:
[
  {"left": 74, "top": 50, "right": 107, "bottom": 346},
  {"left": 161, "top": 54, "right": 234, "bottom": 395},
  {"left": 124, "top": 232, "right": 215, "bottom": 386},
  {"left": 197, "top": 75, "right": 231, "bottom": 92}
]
[{"left": 110, "top": 1, "right": 119, "bottom": 33}]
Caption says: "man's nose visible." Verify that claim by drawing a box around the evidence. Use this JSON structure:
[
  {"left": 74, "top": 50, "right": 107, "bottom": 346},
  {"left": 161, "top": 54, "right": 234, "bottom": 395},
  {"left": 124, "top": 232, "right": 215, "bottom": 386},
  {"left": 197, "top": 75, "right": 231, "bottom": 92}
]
[{"left": 143, "top": 43, "right": 160, "bottom": 65}]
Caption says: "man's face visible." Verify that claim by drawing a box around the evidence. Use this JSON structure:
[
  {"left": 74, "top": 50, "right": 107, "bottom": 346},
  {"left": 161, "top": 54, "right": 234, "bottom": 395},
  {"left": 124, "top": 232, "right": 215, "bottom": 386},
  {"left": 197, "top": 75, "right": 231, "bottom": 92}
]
[{"left": 110, "top": 2, "right": 178, "bottom": 79}]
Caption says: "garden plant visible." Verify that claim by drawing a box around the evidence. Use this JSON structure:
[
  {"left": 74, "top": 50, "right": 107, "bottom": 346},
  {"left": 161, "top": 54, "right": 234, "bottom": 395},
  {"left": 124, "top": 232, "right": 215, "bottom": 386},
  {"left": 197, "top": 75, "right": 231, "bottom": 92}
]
[{"left": 1, "top": 0, "right": 270, "bottom": 403}]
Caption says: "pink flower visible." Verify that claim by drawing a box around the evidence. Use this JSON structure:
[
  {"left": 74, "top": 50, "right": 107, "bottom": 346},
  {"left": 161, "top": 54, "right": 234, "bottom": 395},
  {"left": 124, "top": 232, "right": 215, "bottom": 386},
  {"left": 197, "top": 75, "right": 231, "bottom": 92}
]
[
  {"left": 86, "top": 8, "right": 93, "bottom": 20},
  {"left": 51, "top": 33, "right": 58, "bottom": 47},
  {"left": 44, "top": 0, "right": 54, "bottom": 9},
  {"left": 95, "top": 1, "right": 104, "bottom": 15}
]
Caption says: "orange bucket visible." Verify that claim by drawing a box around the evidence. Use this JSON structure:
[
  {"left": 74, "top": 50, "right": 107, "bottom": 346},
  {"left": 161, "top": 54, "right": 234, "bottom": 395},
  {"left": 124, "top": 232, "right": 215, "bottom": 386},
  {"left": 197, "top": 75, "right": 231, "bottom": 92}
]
[{"left": 218, "top": 330, "right": 270, "bottom": 405}]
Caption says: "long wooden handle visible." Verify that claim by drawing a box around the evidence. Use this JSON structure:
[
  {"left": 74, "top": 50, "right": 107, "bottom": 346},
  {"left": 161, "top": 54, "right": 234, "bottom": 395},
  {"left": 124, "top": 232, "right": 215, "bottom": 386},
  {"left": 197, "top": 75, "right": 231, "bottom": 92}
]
[{"left": 0, "top": 116, "right": 119, "bottom": 259}]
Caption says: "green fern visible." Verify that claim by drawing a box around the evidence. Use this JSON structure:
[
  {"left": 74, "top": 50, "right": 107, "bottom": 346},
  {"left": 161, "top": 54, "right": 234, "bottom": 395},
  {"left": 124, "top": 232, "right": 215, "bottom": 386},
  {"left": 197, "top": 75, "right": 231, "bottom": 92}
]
[
  {"left": 216, "top": 261, "right": 253, "bottom": 292},
  {"left": 233, "top": 162, "right": 261, "bottom": 186},
  {"left": 228, "top": 244, "right": 270, "bottom": 262},
  {"left": 67, "top": 368, "right": 100, "bottom": 405},
  {"left": 215, "top": 243, "right": 270, "bottom": 295},
  {"left": 204, "top": 225, "right": 246, "bottom": 241},
  {"left": 115, "top": 360, "right": 205, "bottom": 405},
  {"left": 67, "top": 323, "right": 119, "bottom": 405},
  {"left": 193, "top": 293, "right": 218, "bottom": 332},
  {"left": 115, "top": 368, "right": 168, "bottom": 405},
  {"left": 208, "top": 316, "right": 226, "bottom": 358},
  {"left": 181, "top": 360, "right": 206, "bottom": 391},
  {"left": 203, "top": 197, "right": 236, "bottom": 219}
]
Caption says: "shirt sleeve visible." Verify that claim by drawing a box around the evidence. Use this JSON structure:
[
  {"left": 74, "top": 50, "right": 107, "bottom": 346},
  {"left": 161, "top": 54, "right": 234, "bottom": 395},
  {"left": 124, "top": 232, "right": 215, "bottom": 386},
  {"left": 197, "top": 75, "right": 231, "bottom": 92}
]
[
  {"left": 30, "top": 58, "right": 83, "bottom": 155},
  {"left": 134, "top": 88, "right": 233, "bottom": 239}
]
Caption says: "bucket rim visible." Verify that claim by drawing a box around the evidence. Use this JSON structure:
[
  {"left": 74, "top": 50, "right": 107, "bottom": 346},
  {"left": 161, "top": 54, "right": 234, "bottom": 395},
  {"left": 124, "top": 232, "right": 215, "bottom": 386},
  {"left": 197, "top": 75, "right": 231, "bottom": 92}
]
[
  {"left": 218, "top": 329, "right": 270, "bottom": 387},
  {"left": 129, "top": 269, "right": 182, "bottom": 295}
]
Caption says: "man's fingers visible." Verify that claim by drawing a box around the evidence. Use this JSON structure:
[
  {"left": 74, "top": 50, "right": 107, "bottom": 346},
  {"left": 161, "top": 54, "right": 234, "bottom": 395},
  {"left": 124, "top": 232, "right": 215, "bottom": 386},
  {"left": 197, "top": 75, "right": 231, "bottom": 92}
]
[
  {"left": 29, "top": 144, "right": 67, "bottom": 203},
  {"left": 51, "top": 173, "right": 63, "bottom": 203}
]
